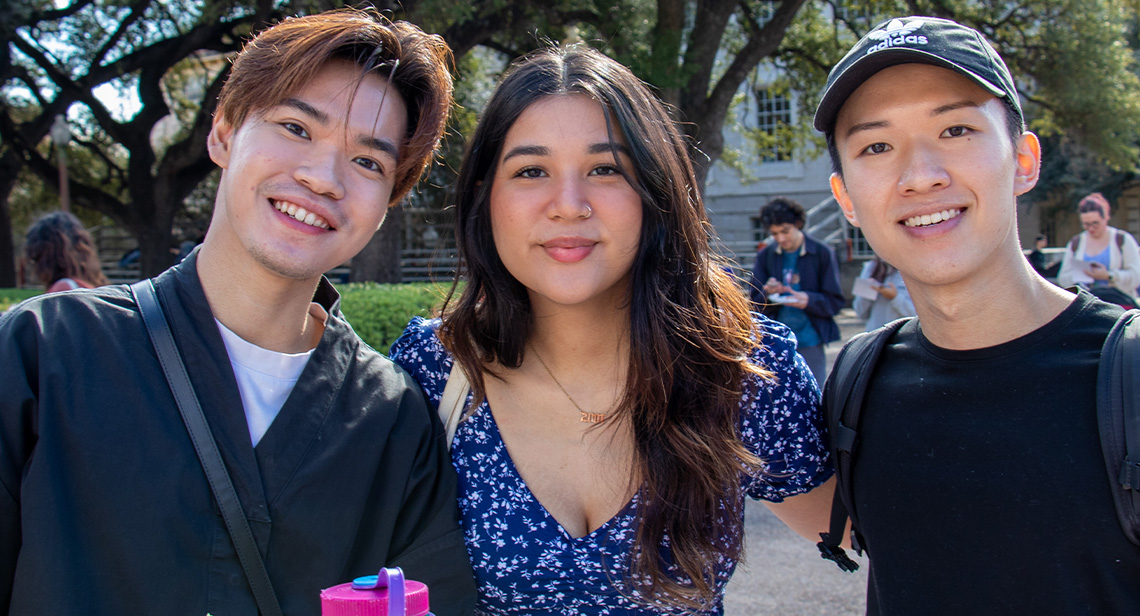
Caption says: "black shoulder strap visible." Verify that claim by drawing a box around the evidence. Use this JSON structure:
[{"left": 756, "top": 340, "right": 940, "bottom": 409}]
[
  {"left": 131, "top": 280, "right": 285, "bottom": 616},
  {"left": 1070, "top": 234, "right": 1081, "bottom": 253},
  {"left": 817, "top": 317, "right": 910, "bottom": 572},
  {"left": 1098, "top": 309, "right": 1140, "bottom": 545},
  {"left": 1117, "top": 229, "right": 1126, "bottom": 251}
]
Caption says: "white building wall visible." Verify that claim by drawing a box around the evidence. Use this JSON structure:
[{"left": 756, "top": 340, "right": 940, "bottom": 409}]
[{"left": 700, "top": 70, "right": 838, "bottom": 269}]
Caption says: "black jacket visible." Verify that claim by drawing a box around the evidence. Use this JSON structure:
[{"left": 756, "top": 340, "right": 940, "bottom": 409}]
[
  {"left": 0, "top": 252, "right": 476, "bottom": 615},
  {"left": 749, "top": 233, "right": 845, "bottom": 344}
]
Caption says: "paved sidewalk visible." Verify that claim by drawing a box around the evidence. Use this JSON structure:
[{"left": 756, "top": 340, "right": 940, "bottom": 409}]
[
  {"left": 722, "top": 308, "right": 869, "bottom": 615},
  {"left": 723, "top": 502, "right": 867, "bottom": 615}
]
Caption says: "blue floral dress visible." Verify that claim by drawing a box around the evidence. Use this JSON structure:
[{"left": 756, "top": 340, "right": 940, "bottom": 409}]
[{"left": 390, "top": 316, "right": 832, "bottom": 615}]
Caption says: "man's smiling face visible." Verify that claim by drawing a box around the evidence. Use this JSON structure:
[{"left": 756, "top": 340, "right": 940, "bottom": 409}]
[
  {"left": 206, "top": 59, "right": 407, "bottom": 282},
  {"left": 829, "top": 63, "right": 1040, "bottom": 291}
]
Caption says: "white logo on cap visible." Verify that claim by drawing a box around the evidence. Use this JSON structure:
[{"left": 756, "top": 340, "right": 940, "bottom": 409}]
[{"left": 865, "top": 18, "right": 928, "bottom": 55}]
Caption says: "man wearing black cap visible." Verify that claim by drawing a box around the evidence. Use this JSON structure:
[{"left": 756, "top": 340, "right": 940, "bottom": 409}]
[{"left": 817, "top": 16, "right": 1140, "bottom": 614}]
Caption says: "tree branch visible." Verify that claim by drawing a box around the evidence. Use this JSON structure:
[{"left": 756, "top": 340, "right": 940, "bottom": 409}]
[
  {"left": 92, "top": 0, "right": 153, "bottom": 67},
  {"left": 20, "top": 137, "right": 130, "bottom": 221},
  {"left": 704, "top": 0, "right": 807, "bottom": 118},
  {"left": 679, "top": 0, "right": 735, "bottom": 113},
  {"left": 31, "top": 0, "right": 95, "bottom": 24},
  {"left": 12, "top": 33, "right": 130, "bottom": 146}
]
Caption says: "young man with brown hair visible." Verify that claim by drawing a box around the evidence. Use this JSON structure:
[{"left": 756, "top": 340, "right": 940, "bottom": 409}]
[
  {"left": 0, "top": 10, "right": 475, "bottom": 615},
  {"left": 818, "top": 16, "right": 1140, "bottom": 615}
]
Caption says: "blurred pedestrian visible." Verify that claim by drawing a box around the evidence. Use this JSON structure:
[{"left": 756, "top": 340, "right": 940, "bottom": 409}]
[
  {"left": 748, "top": 197, "right": 844, "bottom": 381},
  {"left": 1057, "top": 192, "right": 1140, "bottom": 300},
  {"left": 23, "top": 211, "right": 108, "bottom": 293},
  {"left": 851, "top": 255, "right": 915, "bottom": 331},
  {"left": 1027, "top": 233, "right": 1060, "bottom": 278}
]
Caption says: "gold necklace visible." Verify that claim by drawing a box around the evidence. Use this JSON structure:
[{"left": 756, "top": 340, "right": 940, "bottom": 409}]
[{"left": 531, "top": 346, "right": 610, "bottom": 423}]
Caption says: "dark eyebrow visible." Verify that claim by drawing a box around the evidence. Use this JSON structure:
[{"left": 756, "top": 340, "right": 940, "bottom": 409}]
[
  {"left": 501, "top": 145, "right": 548, "bottom": 163},
  {"left": 845, "top": 120, "right": 889, "bottom": 139},
  {"left": 357, "top": 134, "right": 400, "bottom": 162},
  {"left": 282, "top": 98, "right": 399, "bottom": 162},
  {"left": 588, "top": 142, "right": 631, "bottom": 157},
  {"left": 501, "top": 142, "right": 630, "bottom": 163},
  {"left": 844, "top": 99, "right": 983, "bottom": 139},
  {"left": 932, "top": 100, "right": 982, "bottom": 115},
  {"left": 282, "top": 98, "right": 328, "bottom": 125}
]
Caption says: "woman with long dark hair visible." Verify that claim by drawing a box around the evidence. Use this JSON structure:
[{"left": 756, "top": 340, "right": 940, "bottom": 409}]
[
  {"left": 391, "top": 46, "right": 834, "bottom": 614},
  {"left": 23, "top": 211, "right": 108, "bottom": 293}
]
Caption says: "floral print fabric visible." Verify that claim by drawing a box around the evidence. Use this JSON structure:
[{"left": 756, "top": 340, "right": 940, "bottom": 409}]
[{"left": 391, "top": 316, "right": 832, "bottom": 615}]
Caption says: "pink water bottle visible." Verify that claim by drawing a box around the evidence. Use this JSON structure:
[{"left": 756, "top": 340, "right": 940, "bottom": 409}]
[{"left": 320, "top": 567, "right": 432, "bottom": 616}]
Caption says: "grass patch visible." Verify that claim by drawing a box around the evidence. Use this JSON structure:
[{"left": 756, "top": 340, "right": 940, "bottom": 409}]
[
  {"left": 337, "top": 282, "right": 455, "bottom": 352},
  {"left": 0, "top": 289, "right": 41, "bottom": 312}
]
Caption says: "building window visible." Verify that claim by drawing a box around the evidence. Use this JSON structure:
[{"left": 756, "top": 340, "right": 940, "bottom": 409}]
[
  {"left": 756, "top": 87, "right": 792, "bottom": 162},
  {"left": 847, "top": 225, "right": 875, "bottom": 259}
]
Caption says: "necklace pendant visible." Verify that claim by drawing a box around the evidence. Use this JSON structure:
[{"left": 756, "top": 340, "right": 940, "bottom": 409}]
[{"left": 580, "top": 411, "right": 606, "bottom": 423}]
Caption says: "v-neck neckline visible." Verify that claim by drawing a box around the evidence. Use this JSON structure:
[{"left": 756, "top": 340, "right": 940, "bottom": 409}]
[{"left": 467, "top": 397, "right": 639, "bottom": 542}]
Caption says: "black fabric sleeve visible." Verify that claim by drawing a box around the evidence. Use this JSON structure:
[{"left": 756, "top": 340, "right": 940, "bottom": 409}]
[
  {"left": 803, "top": 243, "right": 846, "bottom": 319},
  {"left": 384, "top": 383, "right": 477, "bottom": 616},
  {"left": 0, "top": 306, "right": 40, "bottom": 610},
  {"left": 749, "top": 249, "right": 772, "bottom": 305}
]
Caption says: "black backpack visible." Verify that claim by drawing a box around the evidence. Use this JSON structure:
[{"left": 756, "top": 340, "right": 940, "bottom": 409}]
[
  {"left": 1068, "top": 229, "right": 1125, "bottom": 255},
  {"left": 817, "top": 310, "right": 1140, "bottom": 572}
]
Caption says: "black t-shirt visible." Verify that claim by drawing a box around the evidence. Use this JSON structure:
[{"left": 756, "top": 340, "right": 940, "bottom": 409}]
[{"left": 853, "top": 291, "right": 1140, "bottom": 615}]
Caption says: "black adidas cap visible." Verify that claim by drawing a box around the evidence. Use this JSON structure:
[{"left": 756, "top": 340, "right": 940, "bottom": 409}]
[{"left": 813, "top": 16, "right": 1022, "bottom": 133}]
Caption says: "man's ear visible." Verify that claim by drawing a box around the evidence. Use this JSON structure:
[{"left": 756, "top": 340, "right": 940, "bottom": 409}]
[
  {"left": 1013, "top": 131, "right": 1041, "bottom": 197},
  {"left": 207, "top": 116, "right": 235, "bottom": 169},
  {"left": 830, "top": 173, "right": 860, "bottom": 227}
]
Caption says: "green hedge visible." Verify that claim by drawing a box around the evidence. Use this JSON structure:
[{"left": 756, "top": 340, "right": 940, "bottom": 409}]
[
  {"left": 1, "top": 283, "right": 453, "bottom": 353},
  {"left": 0, "top": 289, "right": 41, "bottom": 312},
  {"left": 337, "top": 282, "right": 454, "bottom": 352}
]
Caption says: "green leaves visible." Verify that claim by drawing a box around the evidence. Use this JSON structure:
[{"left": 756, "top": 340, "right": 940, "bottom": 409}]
[{"left": 336, "top": 282, "right": 453, "bottom": 352}]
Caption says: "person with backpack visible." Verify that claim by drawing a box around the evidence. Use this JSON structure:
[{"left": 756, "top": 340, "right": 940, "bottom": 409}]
[
  {"left": 813, "top": 15, "right": 1140, "bottom": 615},
  {"left": 1057, "top": 192, "right": 1140, "bottom": 307}
]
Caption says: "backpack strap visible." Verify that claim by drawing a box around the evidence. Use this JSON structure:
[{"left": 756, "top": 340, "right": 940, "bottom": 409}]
[
  {"left": 438, "top": 360, "right": 471, "bottom": 450},
  {"left": 1069, "top": 234, "right": 1081, "bottom": 254},
  {"left": 817, "top": 317, "right": 910, "bottom": 572},
  {"left": 1098, "top": 309, "right": 1140, "bottom": 545}
]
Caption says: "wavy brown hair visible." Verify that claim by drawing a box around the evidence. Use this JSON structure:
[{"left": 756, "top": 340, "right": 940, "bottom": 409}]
[
  {"left": 24, "top": 211, "right": 108, "bottom": 289},
  {"left": 438, "top": 45, "right": 771, "bottom": 610},
  {"left": 216, "top": 8, "right": 453, "bottom": 206}
]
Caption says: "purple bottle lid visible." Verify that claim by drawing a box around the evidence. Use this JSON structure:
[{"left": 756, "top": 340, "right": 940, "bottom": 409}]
[{"left": 320, "top": 567, "right": 431, "bottom": 616}]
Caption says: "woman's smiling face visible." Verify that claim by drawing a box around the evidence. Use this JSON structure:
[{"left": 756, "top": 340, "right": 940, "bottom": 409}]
[{"left": 489, "top": 94, "right": 643, "bottom": 312}]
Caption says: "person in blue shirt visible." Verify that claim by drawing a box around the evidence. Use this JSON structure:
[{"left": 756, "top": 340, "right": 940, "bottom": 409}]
[{"left": 749, "top": 197, "right": 845, "bottom": 381}]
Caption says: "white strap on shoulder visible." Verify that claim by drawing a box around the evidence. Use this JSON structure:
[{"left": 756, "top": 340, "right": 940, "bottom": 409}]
[{"left": 438, "top": 360, "right": 471, "bottom": 449}]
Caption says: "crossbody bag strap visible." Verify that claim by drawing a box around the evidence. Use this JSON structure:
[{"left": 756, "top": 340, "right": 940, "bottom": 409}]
[
  {"left": 131, "top": 280, "right": 284, "bottom": 616},
  {"left": 438, "top": 359, "right": 471, "bottom": 449}
]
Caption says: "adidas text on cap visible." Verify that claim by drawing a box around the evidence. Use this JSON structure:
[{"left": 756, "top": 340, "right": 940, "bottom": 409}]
[{"left": 813, "top": 16, "right": 1023, "bottom": 133}]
